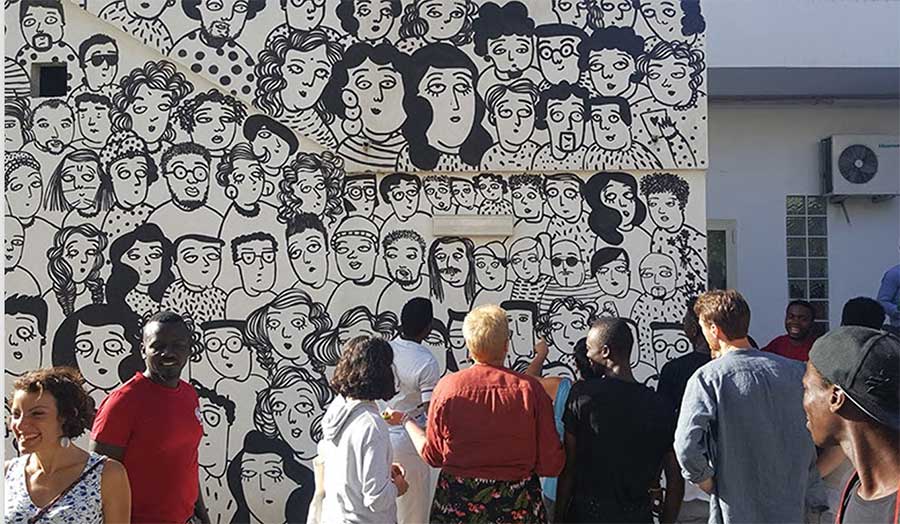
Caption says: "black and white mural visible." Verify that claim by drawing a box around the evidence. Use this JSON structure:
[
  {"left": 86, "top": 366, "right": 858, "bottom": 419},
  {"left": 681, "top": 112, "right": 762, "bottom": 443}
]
[{"left": 5, "top": 1, "right": 707, "bottom": 522}]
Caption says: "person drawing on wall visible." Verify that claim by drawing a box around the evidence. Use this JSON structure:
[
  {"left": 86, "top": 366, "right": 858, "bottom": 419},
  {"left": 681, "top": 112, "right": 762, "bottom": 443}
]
[
  {"left": 472, "top": 241, "right": 509, "bottom": 305},
  {"left": 255, "top": 29, "right": 343, "bottom": 151},
  {"left": 200, "top": 320, "right": 253, "bottom": 385},
  {"left": 473, "top": 173, "right": 512, "bottom": 215},
  {"left": 584, "top": 171, "right": 651, "bottom": 248},
  {"left": 5, "top": 217, "right": 41, "bottom": 296},
  {"left": 378, "top": 173, "right": 432, "bottom": 234},
  {"left": 242, "top": 115, "right": 298, "bottom": 193},
  {"left": 397, "top": 43, "right": 492, "bottom": 172},
  {"left": 106, "top": 223, "right": 176, "bottom": 322},
  {"left": 601, "top": 0, "right": 640, "bottom": 27},
  {"left": 22, "top": 99, "right": 75, "bottom": 176},
  {"left": 428, "top": 236, "right": 477, "bottom": 321},
  {"left": 327, "top": 216, "right": 390, "bottom": 312},
  {"left": 508, "top": 235, "right": 552, "bottom": 303},
  {"left": 534, "top": 24, "right": 586, "bottom": 88},
  {"left": 216, "top": 143, "right": 280, "bottom": 255},
  {"left": 5, "top": 96, "right": 33, "bottom": 152},
  {"left": 178, "top": 89, "right": 248, "bottom": 165},
  {"left": 583, "top": 97, "right": 663, "bottom": 170},
  {"left": 254, "top": 365, "right": 334, "bottom": 462},
  {"left": 640, "top": 172, "right": 707, "bottom": 295},
  {"left": 147, "top": 142, "right": 223, "bottom": 240},
  {"left": 99, "top": 0, "right": 177, "bottom": 54},
  {"left": 285, "top": 213, "right": 337, "bottom": 305},
  {"left": 422, "top": 175, "right": 453, "bottom": 214},
  {"left": 71, "top": 93, "right": 113, "bottom": 151},
  {"left": 544, "top": 173, "right": 593, "bottom": 246},
  {"left": 245, "top": 288, "right": 335, "bottom": 378},
  {"left": 396, "top": 0, "right": 477, "bottom": 54},
  {"left": 111, "top": 60, "right": 194, "bottom": 165},
  {"left": 192, "top": 379, "right": 237, "bottom": 524},
  {"left": 541, "top": 239, "right": 598, "bottom": 312},
  {"left": 99, "top": 130, "right": 159, "bottom": 237},
  {"left": 322, "top": 43, "right": 409, "bottom": 171},
  {"left": 449, "top": 176, "right": 476, "bottom": 213},
  {"left": 472, "top": 1, "right": 542, "bottom": 98},
  {"left": 226, "top": 430, "right": 314, "bottom": 524},
  {"left": 552, "top": 0, "right": 602, "bottom": 30},
  {"left": 500, "top": 299, "right": 539, "bottom": 372},
  {"left": 5, "top": 294, "right": 48, "bottom": 380},
  {"left": 277, "top": 151, "right": 346, "bottom": 229},
  {"left": 637, "top": 0, "right": 706, "bottom": 44},
  {"left": 531, "top": 82, "right": 590, "bottom": 171},
  {"left": 344, "top": 174, "right": 382, "bottom": 223},
  {"left": 43, "top": 148, "right": 114, "bottom": 229},
  {"left": 227, "top": 232, "right": 278, "bottom": 319},
  {"left": 590, "top": 247, "right": 643, "bottom": 319},
  {"left": 336, "top": 0, "right": 402, "bottom": 47},
  {"left": 578, "top": 26, "right": 645, "bottom": 99},
  {"left": 376, "top": 229, "right": 430, "bottom": 314},
  {"left": 267, "top": 0, "right": 342, "bottom": 45},
  {"left": 540, "top": 296, "right": 596, "bottom": 374},
  {"left": 15, "top": 0, "right": 82, "bottom": 88},
  {"left": 170, "top": 0, "right": 265, "bottom": 99},
  {"left": 161, "top": 233, "right": 227, "bottom": 328},
  {"left": 51, "top": 303, "right": 145, "bottom": 404},
  {"left": 630, "top": 251, "right": 687, "bottom": 370},
  {"left": 481, "top": 80, "right": 541, "bottom": 170},
  {"left": 508, "top": 174, "right": 545, "bottom": 238},
  {"left": 69, "top": 34, "right": 119, "bottom": 101}
]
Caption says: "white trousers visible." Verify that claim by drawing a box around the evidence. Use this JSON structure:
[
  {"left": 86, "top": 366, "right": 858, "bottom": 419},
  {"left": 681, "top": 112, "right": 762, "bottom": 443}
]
[{"left": 392, "top": 440, "right": 438, "bottom": 524}]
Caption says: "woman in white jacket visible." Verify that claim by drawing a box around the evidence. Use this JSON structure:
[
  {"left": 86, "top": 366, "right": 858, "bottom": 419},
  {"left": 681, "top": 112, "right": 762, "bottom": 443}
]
[{"left": 316, "top": 336, "right": 409, "bottom": 523}]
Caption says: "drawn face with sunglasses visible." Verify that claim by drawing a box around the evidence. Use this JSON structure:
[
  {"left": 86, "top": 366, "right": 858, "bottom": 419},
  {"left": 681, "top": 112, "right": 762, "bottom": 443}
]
[
  {"left": 82, "top": 40, "right": 118, "bottom": 91},
  {"left": 550, "top": 240, "right": 585, "bottom": 287},
  {"left": 233, "top": 235, "right": 278, "bottom": 296}
]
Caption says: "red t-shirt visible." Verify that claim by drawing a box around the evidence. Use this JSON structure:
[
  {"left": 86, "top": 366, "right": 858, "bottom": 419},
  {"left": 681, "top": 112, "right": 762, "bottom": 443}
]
[
  {"left": 422, "top": 363, "right": 565, "bottom": 481},
  {"left": 92, "top": 372, "right": 202, "bottom": 523},
  {"left": 763, "top": 334, "right": 817, "bottom": 362}
]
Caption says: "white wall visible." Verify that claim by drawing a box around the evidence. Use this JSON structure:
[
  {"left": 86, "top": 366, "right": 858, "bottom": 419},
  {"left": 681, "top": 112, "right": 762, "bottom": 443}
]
[{"left": 707, "top": 101, "right": 900, "bottom": 343}]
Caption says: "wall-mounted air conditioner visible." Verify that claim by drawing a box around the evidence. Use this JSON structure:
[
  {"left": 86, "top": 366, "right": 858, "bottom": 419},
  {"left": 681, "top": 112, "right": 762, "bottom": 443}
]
[{"left": 821, "top": 135, "right": 899, "bottom": 198}]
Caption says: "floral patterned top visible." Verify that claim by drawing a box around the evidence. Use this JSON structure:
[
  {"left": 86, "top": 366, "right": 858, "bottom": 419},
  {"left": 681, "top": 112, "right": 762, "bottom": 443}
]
[{"left": 4, "top": 452, "right": 106, "bottom": 523}]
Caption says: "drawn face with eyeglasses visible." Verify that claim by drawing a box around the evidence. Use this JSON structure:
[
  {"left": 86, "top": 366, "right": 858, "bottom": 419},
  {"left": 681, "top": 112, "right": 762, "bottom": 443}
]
[
  {"left": 291, "top": 169, "right": 327, "bottom": 216},
  {"left": 109, "top": 155, "right": 151, "bottom": 209},
  {"left": 165, "top": 152, "right": 210, "bottom": 210},
  {"left": 551, "top": 240, "right": 585, "bottom": 287},
  {"left": 75, "top": 322, "right": 130, "bottom": 391},
  {"left": 345, "top": 177, "right": 377, "bottom": 218},
  {"left": 601, "top": 0, "right": 637, "bottom": 27},
  {"left": 537, "top": 33, "right": 581, "bottom": 85},
  {"left": 175, "top": 238, "right": 222, "bottom": 289},
  {"left": 5, "top": 217, "right": 25, "bottom": 271},
  {"left": 203, "top": 324, "right": 251, "bottom": 381},
  {"left": 82, "top": 40, "right": 118, "bottom": 91},
  {"left": 233, "top": 237, "right": 277, "bottom": 295},
  {"left": 198, "top": 0, "right": 252, "bottom": 41},
  {"left": 5, "top": 311, "right": 43, "bottom": 377},
  {"left": 386, "top": 178, "right": 420, "bottom": 221},
  {"left": 190, "top": 100, "right": 240, "bottom": 156},
  {"left": 285, "top": 0, "right": 327, "bottom": 31},
  {"left": 60, "top": 158, "right": 101, "bottom": 212}
]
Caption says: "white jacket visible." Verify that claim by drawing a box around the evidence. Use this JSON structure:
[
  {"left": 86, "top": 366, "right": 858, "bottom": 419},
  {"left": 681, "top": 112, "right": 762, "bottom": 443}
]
[{"left": 318, "top": 395, "right": 398, "bottom": 524}]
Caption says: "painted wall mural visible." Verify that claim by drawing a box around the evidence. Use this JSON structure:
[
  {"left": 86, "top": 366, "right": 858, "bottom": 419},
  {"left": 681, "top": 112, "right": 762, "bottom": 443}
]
[{"left": 4, "top": 1, "right": 707, "bottom": 523}]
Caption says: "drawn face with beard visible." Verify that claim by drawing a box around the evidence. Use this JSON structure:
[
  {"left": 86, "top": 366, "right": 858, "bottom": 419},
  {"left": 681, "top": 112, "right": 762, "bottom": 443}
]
[
  {"left": 32, "top": 104, "right": 74, "bottom": 156},
  {"left": 546, "top": 94, "right": 585, "bottom": 156},
  {"left": 432, "top": 241, "right": 469, "bottom": 288},
  {"left": 487, "top": 35, "right": 534, "bottom": 80},
  {"left": 384, "top": 235, "right": 424, "bottom": 286},
  {"left": 197, "top": 0, "right": 252, "bottom": 46},
  {"left": 20, "top": 5, "right": 63, "bottom": 51},
  {"left": 639, "top": 253, "right": 678, "bottom": 300},
  {"left": 165, "top": 152, "right": 210, "bottom": 211}
]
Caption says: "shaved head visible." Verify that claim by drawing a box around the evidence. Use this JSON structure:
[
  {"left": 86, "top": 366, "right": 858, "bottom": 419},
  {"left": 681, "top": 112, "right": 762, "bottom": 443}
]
[{"left": 586, "top": 318, "right": 633, "bottom": 365}]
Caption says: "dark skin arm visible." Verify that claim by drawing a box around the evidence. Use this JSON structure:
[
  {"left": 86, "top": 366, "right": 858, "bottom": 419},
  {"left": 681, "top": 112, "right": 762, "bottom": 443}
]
[
  {"left": 660, "top": 450, "right": 684, "bottom": 524},
  {"left": 554, "top": 431, "right": 577, "bottom": 523},
  {"left": 194, "top": 482, "right": 210, "bottom": 524}
]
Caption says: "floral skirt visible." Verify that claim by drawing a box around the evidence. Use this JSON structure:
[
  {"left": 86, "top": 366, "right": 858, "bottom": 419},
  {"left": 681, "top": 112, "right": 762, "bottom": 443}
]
[{"left": 430, "top": 470, "right": 547, "bottom": 524}]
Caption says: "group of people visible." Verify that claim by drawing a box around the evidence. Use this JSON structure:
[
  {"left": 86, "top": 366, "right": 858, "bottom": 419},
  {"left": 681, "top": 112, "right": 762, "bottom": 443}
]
[{"left": 5, "top": 289, "right": 898, "bottom": 524}]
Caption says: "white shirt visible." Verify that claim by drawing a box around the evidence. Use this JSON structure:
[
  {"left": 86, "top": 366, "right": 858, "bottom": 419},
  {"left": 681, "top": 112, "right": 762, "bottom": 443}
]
[{"left": 380, "top": 338, "right": 441, "bottom": 447}]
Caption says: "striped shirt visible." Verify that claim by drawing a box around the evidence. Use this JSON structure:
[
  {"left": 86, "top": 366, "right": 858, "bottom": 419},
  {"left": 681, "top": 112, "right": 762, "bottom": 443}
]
[{"left": 339, "top": 133, "right": 405, "bottom": 172}]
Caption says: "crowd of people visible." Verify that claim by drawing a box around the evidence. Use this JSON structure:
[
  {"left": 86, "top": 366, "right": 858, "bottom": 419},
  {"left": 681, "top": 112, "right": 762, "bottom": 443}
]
[{"left": 4, "top": 290, "right": 898, "bottom": 524}]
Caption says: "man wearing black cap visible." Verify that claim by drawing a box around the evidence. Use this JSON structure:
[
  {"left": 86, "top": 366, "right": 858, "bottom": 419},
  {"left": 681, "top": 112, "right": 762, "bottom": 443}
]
[{"left": 802, "top": 326, "right": 900, "bottom": 524}]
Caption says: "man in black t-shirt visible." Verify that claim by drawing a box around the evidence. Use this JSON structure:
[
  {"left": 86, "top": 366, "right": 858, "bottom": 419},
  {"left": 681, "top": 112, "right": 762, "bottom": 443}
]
[
  {"left": 802, "top": 327, "right": 899, "bottom": 524},
  {"left": 556, "top": 318, "right": 684, "bottom": 523}
]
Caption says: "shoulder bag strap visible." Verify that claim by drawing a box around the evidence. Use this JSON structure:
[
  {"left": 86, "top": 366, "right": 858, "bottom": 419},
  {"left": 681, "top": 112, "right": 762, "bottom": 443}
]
[{"left": 27, "top": 457, "right": 106, "bottom": 524}]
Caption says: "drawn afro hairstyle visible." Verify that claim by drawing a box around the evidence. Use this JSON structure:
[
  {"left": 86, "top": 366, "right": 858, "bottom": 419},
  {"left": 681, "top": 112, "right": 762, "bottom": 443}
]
[
  {"left": 112, "top": 60, "right": 194, "bottom": 142},
  {"left": 584, "top": 171, "right": 646, "bottom": 245},
  {"left": 182, "top": 0, "right": 265, "bottom": 20},
  {"left": 337, "top": 0, "right": 402, "bottom": 35},
  {"left": 160, "top": 142, "right": 211, "bottom": 174},
  {"left": 99, "top": 130, "right": 159, "bottom": 185},
  {"left": 322, "top": 42, "right": 408, "bottom": 120},
  {"left": 330, "top": 336, "right": 397, "bottom": 401},
  {"left": 277, "top": 151, "right": 346, "bottom": 225},
  {"left": 472, "top": 1, "right": 535, "bottom": 58},
  {"left": 535, "top": 81, "right": 589, "bottom": 130},
  {"left": 13, "top": 367, "right": 94, "bottom": 439},
  {"left": 635, "top": 39, "right": 706, "bottom": 109},
  {"left": 577, "top": 26, "right": 645, "bottom": 81},
  {"left": 640, "top": 172, "right": 690, "bottom": 209},
  {"left": 382, "top": 229, "right": 426, "bottom": 253},
  {"left": 508, "top": 174, "right": 543, "bottom": 194},
  {"left": 399, "top": 0, "right": 477, "bottom": 46},
  {"left": 178, "top": 89, "right": 247, "bottom": 135}
]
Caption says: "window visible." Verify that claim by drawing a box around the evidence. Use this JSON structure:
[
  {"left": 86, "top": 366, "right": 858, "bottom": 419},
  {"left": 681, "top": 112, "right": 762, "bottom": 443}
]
[
  {"left": 786, "top": 195, "right": 829, "bottom": 332},
  {"left": 32, "top": 63, "right": 68, "bottom": 98},
  {"left": 707, "top": 219, "right": 737, "bottom": 290}
]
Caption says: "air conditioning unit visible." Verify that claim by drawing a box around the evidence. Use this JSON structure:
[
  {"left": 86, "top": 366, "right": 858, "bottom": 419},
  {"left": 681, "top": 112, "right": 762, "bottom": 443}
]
[{"left": 821, "top": 135, "right": 900, "bottom": 198}]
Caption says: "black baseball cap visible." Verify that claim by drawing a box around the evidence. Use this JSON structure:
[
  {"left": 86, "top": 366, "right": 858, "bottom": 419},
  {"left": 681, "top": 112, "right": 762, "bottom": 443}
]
[{"left": 809, "top": 326, "right": 900, "bottom": 431}]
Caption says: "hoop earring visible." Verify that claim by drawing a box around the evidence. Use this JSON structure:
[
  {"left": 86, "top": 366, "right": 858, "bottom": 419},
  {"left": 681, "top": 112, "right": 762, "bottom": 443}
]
[{"left": 59, "top": 436, "right": 71, "bottom": 448}]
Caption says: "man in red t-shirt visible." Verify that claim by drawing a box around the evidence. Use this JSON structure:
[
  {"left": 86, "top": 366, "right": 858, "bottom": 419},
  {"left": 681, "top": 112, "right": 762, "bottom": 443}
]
[
  {"left": 91, "top": 310, "right": 210, "bottom": 524},
  {"left": 763, "top": 300, "right": 818, "bottom": 361}
]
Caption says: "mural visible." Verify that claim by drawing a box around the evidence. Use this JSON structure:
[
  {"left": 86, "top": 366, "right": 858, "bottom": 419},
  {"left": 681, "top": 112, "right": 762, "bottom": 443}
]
[{"left": 4, "top": 0, "right": 707, "bottom": 522}]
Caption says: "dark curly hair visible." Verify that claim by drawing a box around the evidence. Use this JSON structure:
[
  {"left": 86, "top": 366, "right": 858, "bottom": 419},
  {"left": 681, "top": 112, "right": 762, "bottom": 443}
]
[
  {"left": 640, "top": 172, "right": 690, "bottom": 209},
  {"left": 330, "top": 336, "right": 397, "bottom": 401},
  {"left": 12, "top": 367, "right": 96, "bottom": 439},
  {"left": 635, "top": 39, "right": 706, "bottom": 110},
  {"left": 472, "top": 1, "right": 535, "bottom": 58},
  {"left": 178, "top": 89, "right": 247, "bottom": 135},
  {"left": 277, "top": 151, "right": 346, "bottom": 225},
  {"left": 337, "top": 0, "right": 402, "bottom": 35},
  {"left": 577, "top": 26, "right": 645, "bottom": 83},
  {"left": 112, "top": 60, "right": 194, "bottom": 143},
  {"left": 399, "top": 0, "right": 477, "bottom": 46}
]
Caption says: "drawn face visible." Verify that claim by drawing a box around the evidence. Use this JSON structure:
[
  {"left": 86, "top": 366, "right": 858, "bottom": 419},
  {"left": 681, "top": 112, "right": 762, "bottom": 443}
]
[
  {"left": 487, "top": 35, "right": 533, "bottom": 78},
  {"left": 492, "top": 91, "right": 535, "bottom": 147},
  {"left": 64, "top": 234, "right": 100, "bottom": 285},
  {"left": 287, "top": 229, "right": 328, "bottom": 286},
  {"left": 334, "top": 234, "right": 377, "bottom": 282},
  {"left": 6, "top": 313, "right": 43, "bottom": 376},
  {"left": 82, "top": 41, "right": 118, "bottom": 90},
  {"left": 76, "top": 100, "right": 112, "bottom": 146},
  {"left": 347, "top": 59, "right": 406, "bottom": 137},
  {"left": 166, "top": 153, "right": 210, "bottom": 209},
  {"left": 270, "top": 383, "right": 320, "bottom": 459},
  {"left": 251, "top": 126, "right": 291, "bottom": 170},
  {"left": 509, "top": 244, "right": 540, "bottom": 282},
  {"left": 507, "top": 308, "right": 535, "bottom": 358},
  {"left": 124, "top": 0, "right": 170, "bottom": 19},
  {"left": 198, "top": 395, "right": 230, "bottom": 476},
  {"left": 387, "top": 179, "right": 420, "bottom": 220},
  {"left": 433, "top": 241, "right": 469, "bottom": 287},
  {"left": 290, "top": 169, "right": 327, "bottom": 216},
  {"left": 545, "top": 178, "right": 582, "bottom": 221},
  {"left": 422, "top": 328, "right": 447, "bottom": 363},
  {"left": 130, "top": 85, "right": 174, "bottom": 144},
  {"left": 587, "top": 49, "right": 635, "bottom": 97},
  {"left": 590, "top": 103, "right": 630, "bottom": 151},
  {"left": 75, "top": 323, "right": 130, "bottom": 391},
  {"left": 32, "top": 104, "right": 74, "bottom": 155},
  {"left": 652, "top": 326, "right": 691, "bottom": 360},
  {"left": 423, "top": 177, "right": 452, "bottom": 213},
  {"left": 353, "top": 0, "right": 396, "bottom": 41},
  {"left": 553, "top": 0, "right": 592, "bottom": 27},
  {"left": 109, "top": 156, "right": 151, "bottom": 209},
  {"left": 122, "top": 239, "right": 163, "bottom": 287},
  {"left": 601, "top": 0, "right": 637, "bottom": 26},
  {"left": 60, "top": 160, "right": 100, "bottom": 211},
  {"left": 594, "top": 252, "right": 630, "bottom": 296},
  {"left": 241, "top": 452, "right": 301, "bottom": 523},
  {"left": 551, "top": 241, "right": 585, "bottom": 287},
  {"left": 230, "top": 158, "right": 266, "bottom": 207},
  {"left": 282, "top": 47, "right": 332, "bottom": 112},
  {"left": 548, "top": 305, "right": 590, "bottom": 354},
  {"left": 197, "top": 0, "right": 250, "bottom": 41},
  {"left": 639, "top": 253, "right": 677, "bottom": 299},
  {"left": 511, "top": 182, "right": 542, "bottom": 220},
  {"left": 647, "top": 191, "right": 684, "bottom": 232},
  {"left": 285, "top": 0, "right": 326, "bottom": 31},
  {"left": 601, "top": 179, "right": 636, "bottom": 225},
  {"left": 419, "top": 0, "right": 469, "bottom": 40},
  {"left": 5, "top": 116, "right": 25, "bottom": 151},
  {"left": 235, "top": 238, "right": 277, "bottom": 295},
  {"left": 640, "top": 0, "right": 680, "bottom": 41},
  {"left": 5, "top": 218, "right": 25, "bottom": 271},
  {"left": 190, "top": 101, "right": 239, "bottom": 155},
  {"left": 419, "top": 67, "right": 476, "bottom": 152},
  {"left": 450, "top": 179, "right": 475, "bottom": 211},
  {"left": 204, "top": 326, "right": 251, "bottom": 381},
  {"left": 384, "top": 237, "right": 424, "bottom": 285},
  {"left": 345, "top": 178, "right": 377, "bottom": 217},
  {"left": 6, "top": 166, "right": 44, "bottom": 221},
  {"left": 266, "top": 303, "right": 315, "bottom": 364},
  {"left": 176, "top": 239, "right": 222, "bottom": 289},
  {"left": 20, "top": 5, "right": 63, "bottom": 51},
  {"left": 476, "top": 177, "right": 504, "bottom": 202},
  {"left": 646, "top": 54, "right": 694, "bottom": 107},
  {"left": 536, "top": 35, "right": 580, "bottom": 85},
  {"left": 337, "top": 319, "right": 378, "bottom": 349},
  {"left": 474, "top": 253, "right": 505, "bottom": 291},
  {"left": 546, "top": 95, "right": 585, "bottom": 154}
]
